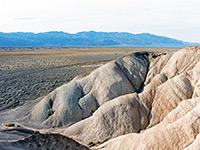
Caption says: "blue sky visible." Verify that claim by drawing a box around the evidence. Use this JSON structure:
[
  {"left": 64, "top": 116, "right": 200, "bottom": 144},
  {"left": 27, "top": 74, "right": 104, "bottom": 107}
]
[{"left": 0, "top": 0, "right": 200, "bottom": 42}]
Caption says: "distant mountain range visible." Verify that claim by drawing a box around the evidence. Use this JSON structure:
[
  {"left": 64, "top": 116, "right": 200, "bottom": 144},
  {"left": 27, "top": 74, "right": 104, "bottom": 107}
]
[{"left": 0, "top": 31, "right": 199, "bottom": 48}]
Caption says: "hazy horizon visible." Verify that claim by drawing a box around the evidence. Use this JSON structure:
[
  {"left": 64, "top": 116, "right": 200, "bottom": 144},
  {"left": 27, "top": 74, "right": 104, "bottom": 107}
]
[
  {"left": 1, "top": 0, "right": 200, "bottom": 43},
  {"left": 0, "top": 30, "right": 199, "bottom": 44}
]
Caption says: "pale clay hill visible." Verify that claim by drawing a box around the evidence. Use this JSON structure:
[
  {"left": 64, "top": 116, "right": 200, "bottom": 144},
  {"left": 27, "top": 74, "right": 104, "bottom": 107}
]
[{"left": 0, "top": 46, "right": 200, "bottom": 150}]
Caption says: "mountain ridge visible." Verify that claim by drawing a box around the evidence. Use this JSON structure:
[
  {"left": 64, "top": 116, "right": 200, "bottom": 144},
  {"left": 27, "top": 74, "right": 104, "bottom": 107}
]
[{"left": 0, "top": 31, "right": 199, "bottom": 48}]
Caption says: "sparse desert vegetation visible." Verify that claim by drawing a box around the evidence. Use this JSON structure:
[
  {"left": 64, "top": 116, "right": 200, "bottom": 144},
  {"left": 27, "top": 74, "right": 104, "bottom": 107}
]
[{"left": 0, "top": 47, "right": 174, "bottom": 70}]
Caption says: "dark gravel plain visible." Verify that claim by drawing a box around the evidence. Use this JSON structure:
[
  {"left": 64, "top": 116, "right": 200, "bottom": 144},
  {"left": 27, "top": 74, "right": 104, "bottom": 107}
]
[{"left": 0, "top": 65, "right": 100, "bottom": 111}]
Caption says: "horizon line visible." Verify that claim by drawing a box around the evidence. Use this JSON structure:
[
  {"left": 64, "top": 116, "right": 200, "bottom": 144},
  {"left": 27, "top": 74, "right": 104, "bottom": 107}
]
[{"left": 0, "top": 30, "right": 195, "bottom": 43}]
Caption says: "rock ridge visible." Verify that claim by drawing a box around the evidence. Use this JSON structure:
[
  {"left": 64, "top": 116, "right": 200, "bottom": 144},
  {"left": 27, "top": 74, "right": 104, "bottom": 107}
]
[{"left": 1, "top": 46, "right": 200, "bottom": 150}]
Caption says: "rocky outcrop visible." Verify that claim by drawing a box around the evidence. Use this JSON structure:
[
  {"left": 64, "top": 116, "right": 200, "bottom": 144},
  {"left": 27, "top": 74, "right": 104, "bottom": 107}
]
[
  {"left": 0, "top": 132, "right": 89, "bottom": 150},
  {"left": 1, "top": 46, "right": 200, "bottom": 150},
  {"left": 30, "top": 52, "right": 149, "bottom": 127},
  {"left": 147, "top": 47, "right": 200, "bottom": 128},
  {"left": 96, "top": 97, "right": 200, "bottom": 150},
  {"left": 40, "top": 46, "right": 200, "bottom": 146},
  {"left": 48, "top": 73, "right": 167, "bottom": 144}
]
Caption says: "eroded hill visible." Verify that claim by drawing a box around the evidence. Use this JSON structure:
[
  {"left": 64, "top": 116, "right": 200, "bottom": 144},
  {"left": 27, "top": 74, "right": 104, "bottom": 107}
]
[{"left": 0, "top": 46, "right": 200, "bottom": 150}]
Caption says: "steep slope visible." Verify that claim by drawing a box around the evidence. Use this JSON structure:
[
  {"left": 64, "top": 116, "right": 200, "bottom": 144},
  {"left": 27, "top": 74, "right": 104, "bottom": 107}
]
[
  {"left": 96, "top": 97, "right": 200, "bottom": 150},
  {"left": 93, "top": 46, "right": 200, "bottom": 149},
  {"left": 49, "top": 73, "right": 167, "bottom": 144},
  {"left": 30, "top": 52, "right": 149, "bottom": 127},
  {"left": 44, "top": 47, "right": 200, "bottom": 146},
  {"left": 147, "top": 47, "right": 200, "bottom": 128},
  {"left": 1, "top": 46, "right": 200, "bottom": 150}
]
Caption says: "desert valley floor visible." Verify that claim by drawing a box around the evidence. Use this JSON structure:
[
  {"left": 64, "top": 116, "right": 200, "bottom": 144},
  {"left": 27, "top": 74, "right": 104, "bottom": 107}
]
[{"left": 1, "top": 47, "right": 200, "bottom": 150}]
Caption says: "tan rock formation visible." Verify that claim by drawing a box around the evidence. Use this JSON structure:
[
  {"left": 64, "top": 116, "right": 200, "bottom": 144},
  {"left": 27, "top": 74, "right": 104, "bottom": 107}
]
[
  {"left": 96, "top": 97, "right": 200, "bottom": 150},
  {"left": 94, "top": 46, "right": 200, "bottom": 149},
  {"left": 148, "top": 60, "right": 200, "bottom": 128},
  {"left": 48, "top": 73, "right": 167, "bottom": 144},
  {"left": 1, "top": 46, "right": 200, "bottom": 150},
  {"left": 43, "top": 46, "right": 200, "bottom": 146},
  {"left": 184, "top": 134, "right": 200, "bottom": 150},
  {"left": 30, "top": 52, "right": 149, "bottom": 127}
]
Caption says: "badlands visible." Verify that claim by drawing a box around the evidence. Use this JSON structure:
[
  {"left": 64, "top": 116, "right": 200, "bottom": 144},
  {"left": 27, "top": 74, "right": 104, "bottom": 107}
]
[{"left": 0, "top": 46, "right": 200, "bottom": 150}]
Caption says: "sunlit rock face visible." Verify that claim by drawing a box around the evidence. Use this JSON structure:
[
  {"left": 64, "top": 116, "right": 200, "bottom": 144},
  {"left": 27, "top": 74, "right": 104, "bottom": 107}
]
[
  {"left": 30, "top": 52, "right": 149, "bottom": 127},
  {"left": 2, "top": 46, "right": 200, "bottom": 150},
  {"left": 93, "top": 46, "right": 200, "bottom": 150},
  {"left": 47, "top": 46, "right": 200, "bottom": 147}
]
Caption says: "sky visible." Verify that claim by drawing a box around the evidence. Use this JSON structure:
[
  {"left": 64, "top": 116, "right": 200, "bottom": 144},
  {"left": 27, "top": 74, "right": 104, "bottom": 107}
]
[{"left": 0, "top": 0, "right": 200, "bottom": 42}]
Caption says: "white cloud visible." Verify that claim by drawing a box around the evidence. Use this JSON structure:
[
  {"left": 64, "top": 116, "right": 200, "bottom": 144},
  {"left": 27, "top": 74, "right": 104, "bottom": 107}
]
[{"left": 0, "top": 0, "right": 200, "bottom": 42}]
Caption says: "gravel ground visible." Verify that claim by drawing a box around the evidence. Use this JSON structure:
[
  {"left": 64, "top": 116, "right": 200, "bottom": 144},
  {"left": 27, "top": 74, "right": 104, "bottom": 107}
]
[{"left": 0, "top": 65, "right": 98, "bottom": 111}]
